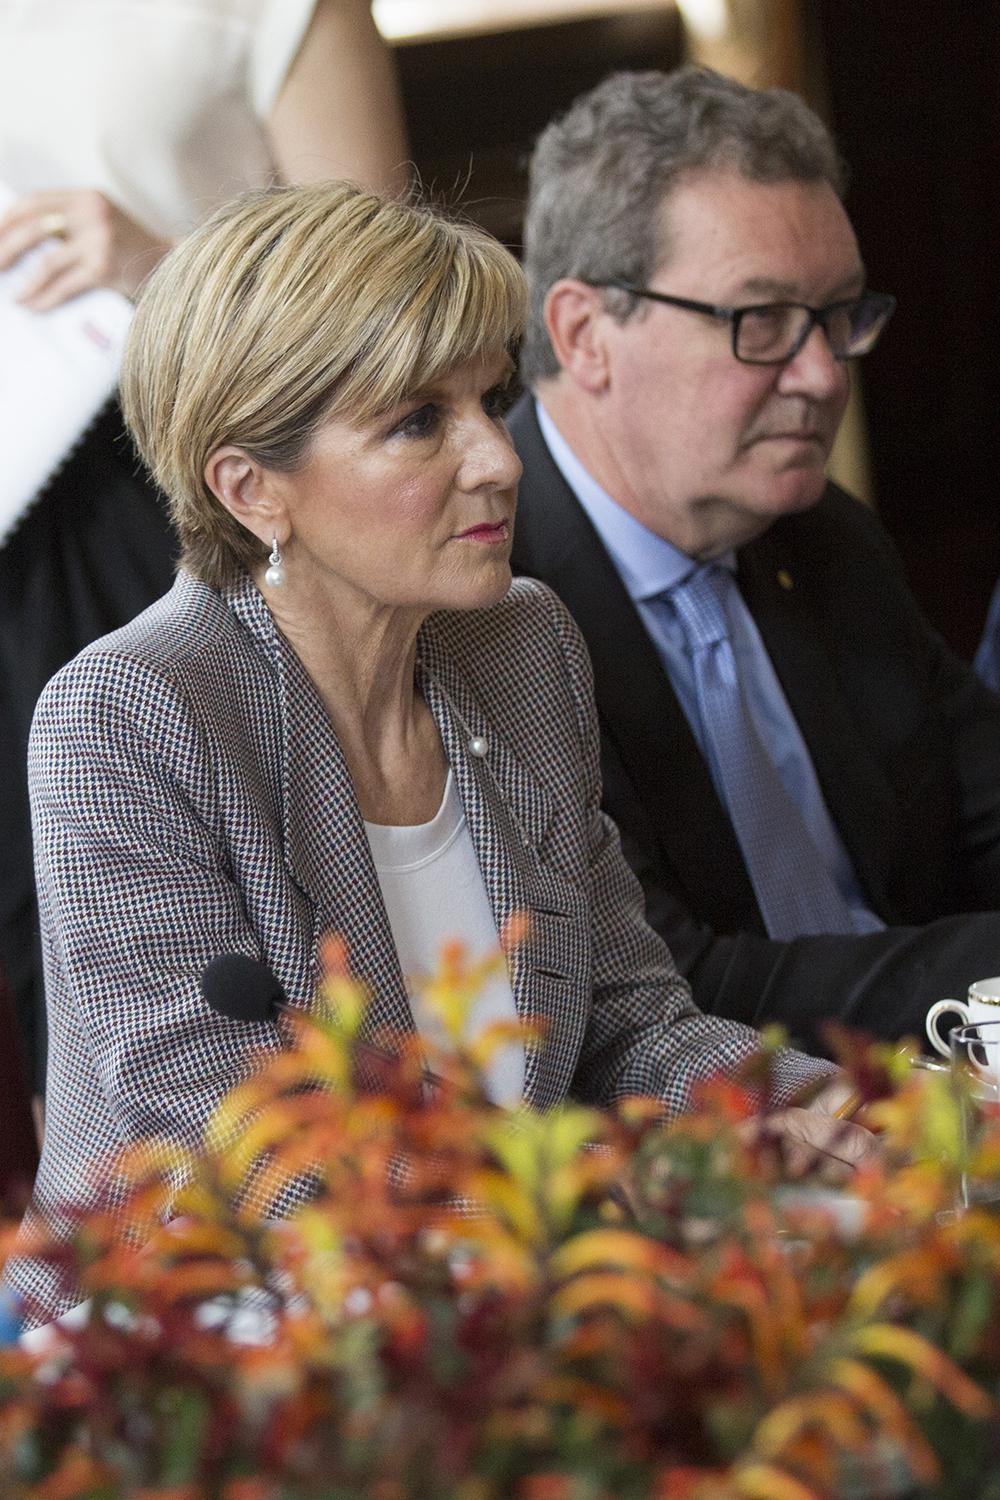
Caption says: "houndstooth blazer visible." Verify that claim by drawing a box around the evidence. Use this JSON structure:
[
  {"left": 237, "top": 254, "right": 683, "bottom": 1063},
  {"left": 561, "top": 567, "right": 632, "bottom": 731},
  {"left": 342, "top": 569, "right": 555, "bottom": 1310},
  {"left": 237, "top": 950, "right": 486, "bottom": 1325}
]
[{"left": 12, "top": 571, "right": 830, "bottom": 1318}]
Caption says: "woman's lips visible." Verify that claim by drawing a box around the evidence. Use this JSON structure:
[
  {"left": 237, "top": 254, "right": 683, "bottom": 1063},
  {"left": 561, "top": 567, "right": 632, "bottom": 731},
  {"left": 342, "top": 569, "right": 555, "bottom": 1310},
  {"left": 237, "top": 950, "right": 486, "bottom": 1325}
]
[{"left": 453, "top": 520, "right": 510, "bottom": 544}]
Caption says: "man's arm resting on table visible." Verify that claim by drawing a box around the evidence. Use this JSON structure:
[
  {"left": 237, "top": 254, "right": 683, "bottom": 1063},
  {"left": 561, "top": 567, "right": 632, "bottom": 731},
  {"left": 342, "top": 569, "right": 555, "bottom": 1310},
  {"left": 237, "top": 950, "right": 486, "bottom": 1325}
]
[{"left": 621, "top": 827, "right": 1000, "bottom": 1057}]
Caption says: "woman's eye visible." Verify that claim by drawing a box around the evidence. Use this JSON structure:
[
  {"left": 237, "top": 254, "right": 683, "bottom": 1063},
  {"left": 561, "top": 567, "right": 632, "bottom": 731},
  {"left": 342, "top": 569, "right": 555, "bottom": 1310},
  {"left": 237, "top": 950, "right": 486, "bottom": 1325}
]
[
  {"left": 483, "top": 383, "right": 516, "bottom": 420},
  {"left": 395, "top": 403, "right": 439, "bottom": 439}
]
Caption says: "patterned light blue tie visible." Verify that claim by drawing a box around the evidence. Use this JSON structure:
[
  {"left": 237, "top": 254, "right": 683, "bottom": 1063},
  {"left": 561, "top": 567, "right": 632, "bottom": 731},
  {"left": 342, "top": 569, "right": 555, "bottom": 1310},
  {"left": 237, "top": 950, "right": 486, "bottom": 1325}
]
[{"left": 668, "top": 563, "right": 856, "bottom": 940}]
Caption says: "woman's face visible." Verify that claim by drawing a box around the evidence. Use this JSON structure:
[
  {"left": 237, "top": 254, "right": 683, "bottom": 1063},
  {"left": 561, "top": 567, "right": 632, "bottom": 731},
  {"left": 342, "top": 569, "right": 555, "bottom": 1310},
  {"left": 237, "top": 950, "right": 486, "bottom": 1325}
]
[{"left": 270, "top": 355, "right": 522, "bottom": 617}]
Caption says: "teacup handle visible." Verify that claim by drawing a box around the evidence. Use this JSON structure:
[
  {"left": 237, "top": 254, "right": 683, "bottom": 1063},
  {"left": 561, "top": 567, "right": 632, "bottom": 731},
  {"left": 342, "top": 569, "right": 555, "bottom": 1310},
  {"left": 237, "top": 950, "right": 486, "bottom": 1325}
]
[{"left": 926, "top": 998, "right": 971, "bottom": 1057}]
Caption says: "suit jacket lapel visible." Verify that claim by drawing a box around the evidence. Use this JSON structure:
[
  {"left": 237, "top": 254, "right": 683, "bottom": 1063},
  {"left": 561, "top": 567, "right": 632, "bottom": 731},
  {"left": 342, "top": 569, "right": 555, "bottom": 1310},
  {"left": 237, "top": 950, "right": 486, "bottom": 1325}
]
[
  {"left": 509, "top": 396, "right": 760, "bottom": 931},
  {"left": 739, "top": 517, "right": 900, "bottom": 916}
]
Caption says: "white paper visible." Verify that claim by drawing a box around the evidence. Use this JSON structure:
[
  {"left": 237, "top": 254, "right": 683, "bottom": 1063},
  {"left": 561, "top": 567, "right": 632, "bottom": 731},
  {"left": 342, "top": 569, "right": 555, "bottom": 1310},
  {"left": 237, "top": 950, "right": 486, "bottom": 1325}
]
[{"left": 0, "top": 182, "right": 133, "bottom": 546}]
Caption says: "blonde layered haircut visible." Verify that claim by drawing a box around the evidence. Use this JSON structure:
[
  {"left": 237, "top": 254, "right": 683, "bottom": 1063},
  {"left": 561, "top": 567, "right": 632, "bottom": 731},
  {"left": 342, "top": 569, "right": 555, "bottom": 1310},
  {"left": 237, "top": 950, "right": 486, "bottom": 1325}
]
[{"left": 121, "top": 182, "right": 527, "bottom": 588}]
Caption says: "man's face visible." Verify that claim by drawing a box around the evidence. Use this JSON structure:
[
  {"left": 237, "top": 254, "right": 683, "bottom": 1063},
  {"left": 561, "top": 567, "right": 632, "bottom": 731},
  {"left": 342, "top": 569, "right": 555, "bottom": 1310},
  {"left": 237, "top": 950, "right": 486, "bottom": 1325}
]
[{"left": 597, "top": 169, "right": 864, "bottom": 557}]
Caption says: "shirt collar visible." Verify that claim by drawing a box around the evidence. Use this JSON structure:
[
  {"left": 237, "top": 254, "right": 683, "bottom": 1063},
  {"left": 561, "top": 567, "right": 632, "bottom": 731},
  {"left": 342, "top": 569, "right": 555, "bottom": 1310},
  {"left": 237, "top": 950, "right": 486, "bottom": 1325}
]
[{"left": 534, "top": 398, "right": 734, "bottom": 601}]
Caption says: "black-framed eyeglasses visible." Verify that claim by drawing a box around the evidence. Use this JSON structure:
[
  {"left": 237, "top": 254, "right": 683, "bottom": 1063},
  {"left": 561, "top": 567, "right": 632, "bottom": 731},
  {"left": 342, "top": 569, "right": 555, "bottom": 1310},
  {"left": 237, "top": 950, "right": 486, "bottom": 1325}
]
[{"left": 590, "top": 281, "right": 896, "bottom": 365}]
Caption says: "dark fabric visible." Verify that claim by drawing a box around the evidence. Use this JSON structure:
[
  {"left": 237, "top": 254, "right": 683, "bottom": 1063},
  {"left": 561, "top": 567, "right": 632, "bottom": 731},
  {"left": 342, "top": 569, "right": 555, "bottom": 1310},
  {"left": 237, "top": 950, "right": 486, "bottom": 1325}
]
[
  {"left": 508, "top": 393, "right": 1000, "bottom": 1055},
  {"left": 0, "top": 972, "right": 38, "bottom": 1206},
  {"left": 0, "top": 403, "right": 176, "bottom": 1089},
  {"left": 974, "top": 576, "right": 1000, "bottom": 694}
]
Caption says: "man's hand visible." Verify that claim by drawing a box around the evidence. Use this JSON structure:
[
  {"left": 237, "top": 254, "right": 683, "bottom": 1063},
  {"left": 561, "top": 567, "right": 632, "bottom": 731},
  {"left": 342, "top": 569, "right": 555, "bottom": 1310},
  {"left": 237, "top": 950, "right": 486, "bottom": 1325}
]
[
  {"left": 746, "top": 1105, "right": 881, "bottom": 1185},
  {"left": 0, "top": 189, "right": 171, "bottom": 308}
]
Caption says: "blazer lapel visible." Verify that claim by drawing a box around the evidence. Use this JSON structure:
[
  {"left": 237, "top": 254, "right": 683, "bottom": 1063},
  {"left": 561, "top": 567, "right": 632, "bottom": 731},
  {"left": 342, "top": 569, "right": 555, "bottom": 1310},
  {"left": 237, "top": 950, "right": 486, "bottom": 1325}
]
[
  {"left": 418, "top": 626, "right": 590, "bottom": 1108},
  {"left": 509, "top": 396, "right": 760, "bottom": 932},
  {"left": 224, "top": 578, "right": 414, "bottom": 1044}
]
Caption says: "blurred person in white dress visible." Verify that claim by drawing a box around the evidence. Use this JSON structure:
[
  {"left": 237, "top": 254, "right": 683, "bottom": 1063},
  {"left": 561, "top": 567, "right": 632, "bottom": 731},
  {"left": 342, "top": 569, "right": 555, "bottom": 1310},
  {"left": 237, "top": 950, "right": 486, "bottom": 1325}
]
[{"left": 0, "top": 0, "right": 409, "bottom": 1095}]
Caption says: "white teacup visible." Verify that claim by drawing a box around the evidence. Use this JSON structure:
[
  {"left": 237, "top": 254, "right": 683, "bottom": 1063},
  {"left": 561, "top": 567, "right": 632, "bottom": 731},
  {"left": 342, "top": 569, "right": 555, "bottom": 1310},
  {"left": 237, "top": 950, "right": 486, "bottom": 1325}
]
[{"left": 926, "top": 977, "right": 1000, "bottom": 1059}]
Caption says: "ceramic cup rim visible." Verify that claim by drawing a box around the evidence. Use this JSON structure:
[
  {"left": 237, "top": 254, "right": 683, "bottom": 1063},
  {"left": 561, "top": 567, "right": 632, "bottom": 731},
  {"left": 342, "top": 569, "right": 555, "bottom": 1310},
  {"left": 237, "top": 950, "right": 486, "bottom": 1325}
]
[{"left": 966, "top": 981, "right": 1000, "bottom": 1007}]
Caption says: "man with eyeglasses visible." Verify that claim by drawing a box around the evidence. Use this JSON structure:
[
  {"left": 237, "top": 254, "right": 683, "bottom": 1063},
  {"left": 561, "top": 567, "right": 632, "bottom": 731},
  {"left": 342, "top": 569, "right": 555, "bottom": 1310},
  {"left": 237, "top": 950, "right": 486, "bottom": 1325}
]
[{"left": 509, "top": 66, "right": 1000, "bottom": 1054}]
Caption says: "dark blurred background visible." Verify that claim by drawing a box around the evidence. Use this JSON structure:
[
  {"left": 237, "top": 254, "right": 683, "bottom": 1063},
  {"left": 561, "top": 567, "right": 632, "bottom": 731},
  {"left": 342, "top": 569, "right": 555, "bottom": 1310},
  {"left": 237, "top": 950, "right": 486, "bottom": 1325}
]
[{"left": 380, "top": 0, "right": 999, "bottom": 658}]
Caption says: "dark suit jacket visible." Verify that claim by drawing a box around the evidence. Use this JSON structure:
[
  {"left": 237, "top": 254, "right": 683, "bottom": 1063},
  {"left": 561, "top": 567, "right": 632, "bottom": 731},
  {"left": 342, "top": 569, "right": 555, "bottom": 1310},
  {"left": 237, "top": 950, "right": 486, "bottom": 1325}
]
[
  {"left": 509, "top": 394, "right": 1000, "bottom": 1052},
  {"left": 975, "top": 575, "right": 1000, "bottom": 693}
]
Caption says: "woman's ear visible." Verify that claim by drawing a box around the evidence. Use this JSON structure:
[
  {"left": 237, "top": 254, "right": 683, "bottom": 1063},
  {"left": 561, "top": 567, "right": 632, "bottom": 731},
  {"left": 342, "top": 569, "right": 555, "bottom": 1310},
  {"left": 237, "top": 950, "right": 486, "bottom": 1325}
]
[
  {"left": 204, "top": 447, "right": 289, "bottom": 549},
  {"left": 543, "top": 279, "right": 612, "bottom": 394}
]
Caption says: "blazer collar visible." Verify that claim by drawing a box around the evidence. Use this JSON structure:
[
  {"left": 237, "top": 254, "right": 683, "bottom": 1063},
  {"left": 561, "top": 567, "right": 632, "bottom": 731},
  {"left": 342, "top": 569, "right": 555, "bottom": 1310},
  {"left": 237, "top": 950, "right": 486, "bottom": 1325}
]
[
  {"left": 418, "top": 621, "right": 581, "bottom": 1107},
  {"left": 222, "top": 572, "right": 413, "bottom": 1044}
]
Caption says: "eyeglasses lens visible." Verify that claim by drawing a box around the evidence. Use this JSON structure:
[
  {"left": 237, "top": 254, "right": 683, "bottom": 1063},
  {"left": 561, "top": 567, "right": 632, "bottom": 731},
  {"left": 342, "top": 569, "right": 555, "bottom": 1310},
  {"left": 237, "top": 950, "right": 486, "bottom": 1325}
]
[
  {"left": 842, "top": 295, "right": 892, "bottom": 357},
  {"left": 735, "top": 294, "right": 893, "bottom": 364},
  {"left": 735, "top": 305, "right": 804, "bottom": 362}
]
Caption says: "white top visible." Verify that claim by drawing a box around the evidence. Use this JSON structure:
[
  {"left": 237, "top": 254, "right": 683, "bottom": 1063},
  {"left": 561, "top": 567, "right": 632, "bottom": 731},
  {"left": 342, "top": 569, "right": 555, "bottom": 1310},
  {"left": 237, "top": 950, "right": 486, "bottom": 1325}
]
[
  {"left": 365, "top": 771, "right": 526, "bottom": 1107},
  {"left": 0, "top": 0, "right": 317, "bottom": 236}
]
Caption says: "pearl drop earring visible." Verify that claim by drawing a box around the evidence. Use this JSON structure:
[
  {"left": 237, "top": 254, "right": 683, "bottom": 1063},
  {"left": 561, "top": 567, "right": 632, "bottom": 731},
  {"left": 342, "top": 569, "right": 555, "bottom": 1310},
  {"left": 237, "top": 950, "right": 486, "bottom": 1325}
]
[{"left": 264, "top": 537, "right": 285, "bottom": 588}]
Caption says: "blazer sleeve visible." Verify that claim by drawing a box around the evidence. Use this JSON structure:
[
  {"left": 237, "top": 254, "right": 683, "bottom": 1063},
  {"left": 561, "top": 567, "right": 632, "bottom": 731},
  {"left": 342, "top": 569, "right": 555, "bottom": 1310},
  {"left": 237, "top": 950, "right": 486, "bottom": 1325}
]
[
  {"left": 535, "top": 589, "right": 835, "bottom": 1111},
  {"left": 29, "top": 648, "right": 285, "bottom": 1151}
]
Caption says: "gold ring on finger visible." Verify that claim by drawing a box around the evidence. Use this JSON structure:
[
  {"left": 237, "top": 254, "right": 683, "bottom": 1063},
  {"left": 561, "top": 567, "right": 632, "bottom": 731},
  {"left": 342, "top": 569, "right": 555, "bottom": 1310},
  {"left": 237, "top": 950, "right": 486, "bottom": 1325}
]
[{"left": 39, "top": 211, "right": 69, "bottom": 240}]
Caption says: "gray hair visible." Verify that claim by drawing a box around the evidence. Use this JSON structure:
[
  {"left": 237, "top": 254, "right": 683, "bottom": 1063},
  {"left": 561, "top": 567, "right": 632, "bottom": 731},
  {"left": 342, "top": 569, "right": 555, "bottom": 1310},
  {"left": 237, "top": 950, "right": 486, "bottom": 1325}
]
[{"left": 521, "top": 66, "right": 846, "bottom": 385}]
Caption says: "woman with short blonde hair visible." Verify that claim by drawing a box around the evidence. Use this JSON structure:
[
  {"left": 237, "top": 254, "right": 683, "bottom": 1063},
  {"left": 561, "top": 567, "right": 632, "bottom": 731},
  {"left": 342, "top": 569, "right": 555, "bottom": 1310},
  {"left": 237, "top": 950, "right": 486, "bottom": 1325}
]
[
  {"left": 14, "top": 180, "right": 864, "bottom": 1326},
  {"left": 124, "top": 183, "right": 524, "bottom": 587}
]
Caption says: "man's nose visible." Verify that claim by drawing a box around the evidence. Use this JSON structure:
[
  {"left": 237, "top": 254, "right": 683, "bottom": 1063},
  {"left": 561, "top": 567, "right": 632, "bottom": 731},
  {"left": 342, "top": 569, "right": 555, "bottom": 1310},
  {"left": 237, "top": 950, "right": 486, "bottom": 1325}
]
[{"left": 777, "top": 321, "right": 848, "bottom": 401}]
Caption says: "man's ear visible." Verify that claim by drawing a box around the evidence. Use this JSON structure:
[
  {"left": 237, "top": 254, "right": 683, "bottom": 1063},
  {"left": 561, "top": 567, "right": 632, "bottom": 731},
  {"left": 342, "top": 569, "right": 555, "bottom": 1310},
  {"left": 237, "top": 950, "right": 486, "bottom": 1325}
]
[
  {"left": 543, "top": 279, "right": 611, "bottom": 394},
  {"left": 204, "top": 447, "right": 289, "bottom": 549}
]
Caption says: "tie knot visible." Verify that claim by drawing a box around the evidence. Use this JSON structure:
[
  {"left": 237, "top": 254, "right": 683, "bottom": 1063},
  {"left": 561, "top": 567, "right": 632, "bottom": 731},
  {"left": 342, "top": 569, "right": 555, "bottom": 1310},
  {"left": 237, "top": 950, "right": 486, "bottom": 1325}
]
[{"left": 668, "top": 565, "right": 732, "bottom": 651}]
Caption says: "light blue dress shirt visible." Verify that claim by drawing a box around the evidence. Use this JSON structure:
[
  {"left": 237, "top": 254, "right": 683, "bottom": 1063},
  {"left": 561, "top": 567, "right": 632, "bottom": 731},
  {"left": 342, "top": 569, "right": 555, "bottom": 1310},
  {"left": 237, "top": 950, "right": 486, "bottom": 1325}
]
[{"left": 535, "top": 400, "right": 883, "bottom": 937}]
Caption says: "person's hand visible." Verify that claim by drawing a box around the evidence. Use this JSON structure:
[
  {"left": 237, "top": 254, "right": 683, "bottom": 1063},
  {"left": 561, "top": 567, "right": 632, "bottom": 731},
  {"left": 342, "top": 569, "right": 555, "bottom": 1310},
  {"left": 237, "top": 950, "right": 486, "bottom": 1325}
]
[
  {"left": 742, "top": 1106, "right": 881, "bottom": 1185},
  {"left": 0, "top": 189, "right": 171, "bottom": 309},
  {"left": 805, "top": 1074, "right": 860, "bottom": 1119}
]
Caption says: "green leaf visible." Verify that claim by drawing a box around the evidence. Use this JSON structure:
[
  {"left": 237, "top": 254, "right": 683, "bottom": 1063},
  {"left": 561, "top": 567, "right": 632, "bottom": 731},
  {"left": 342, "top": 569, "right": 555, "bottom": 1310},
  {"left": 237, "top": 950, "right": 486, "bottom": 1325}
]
[
  {"left": 947, "top": 1272, "right": 995, "bottom": 1364},
  {"left": 155, "top": 1385, "right": 211, "bottom": 1485}
]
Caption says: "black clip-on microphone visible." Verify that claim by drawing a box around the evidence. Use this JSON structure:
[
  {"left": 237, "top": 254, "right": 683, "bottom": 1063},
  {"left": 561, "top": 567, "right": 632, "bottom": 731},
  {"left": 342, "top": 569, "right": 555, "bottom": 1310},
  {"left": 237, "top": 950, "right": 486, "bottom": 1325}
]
[{"left": 200, "top": 953, "right": 441, "bottom": 1097}]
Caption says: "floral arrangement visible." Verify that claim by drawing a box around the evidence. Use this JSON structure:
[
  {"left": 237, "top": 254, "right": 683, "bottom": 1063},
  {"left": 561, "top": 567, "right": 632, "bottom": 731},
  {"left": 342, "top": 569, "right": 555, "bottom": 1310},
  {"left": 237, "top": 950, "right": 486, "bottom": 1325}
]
[{"left": 4, "top": 939, "right": 1000, "bottom": 1500}]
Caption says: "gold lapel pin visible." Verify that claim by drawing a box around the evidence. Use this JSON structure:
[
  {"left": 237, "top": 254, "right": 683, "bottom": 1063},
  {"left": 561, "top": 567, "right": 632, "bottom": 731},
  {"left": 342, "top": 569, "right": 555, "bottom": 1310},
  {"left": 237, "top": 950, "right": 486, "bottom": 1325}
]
[{"left": 777, "top": 568, "right": 794, "bottom": 591}]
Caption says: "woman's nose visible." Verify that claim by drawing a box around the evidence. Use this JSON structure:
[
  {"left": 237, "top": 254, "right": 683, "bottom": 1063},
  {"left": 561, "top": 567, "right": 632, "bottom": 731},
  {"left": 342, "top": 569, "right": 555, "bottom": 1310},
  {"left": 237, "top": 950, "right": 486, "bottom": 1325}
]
[{"left": 461, "top": 416, "right": 523, "bottom": 490}]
